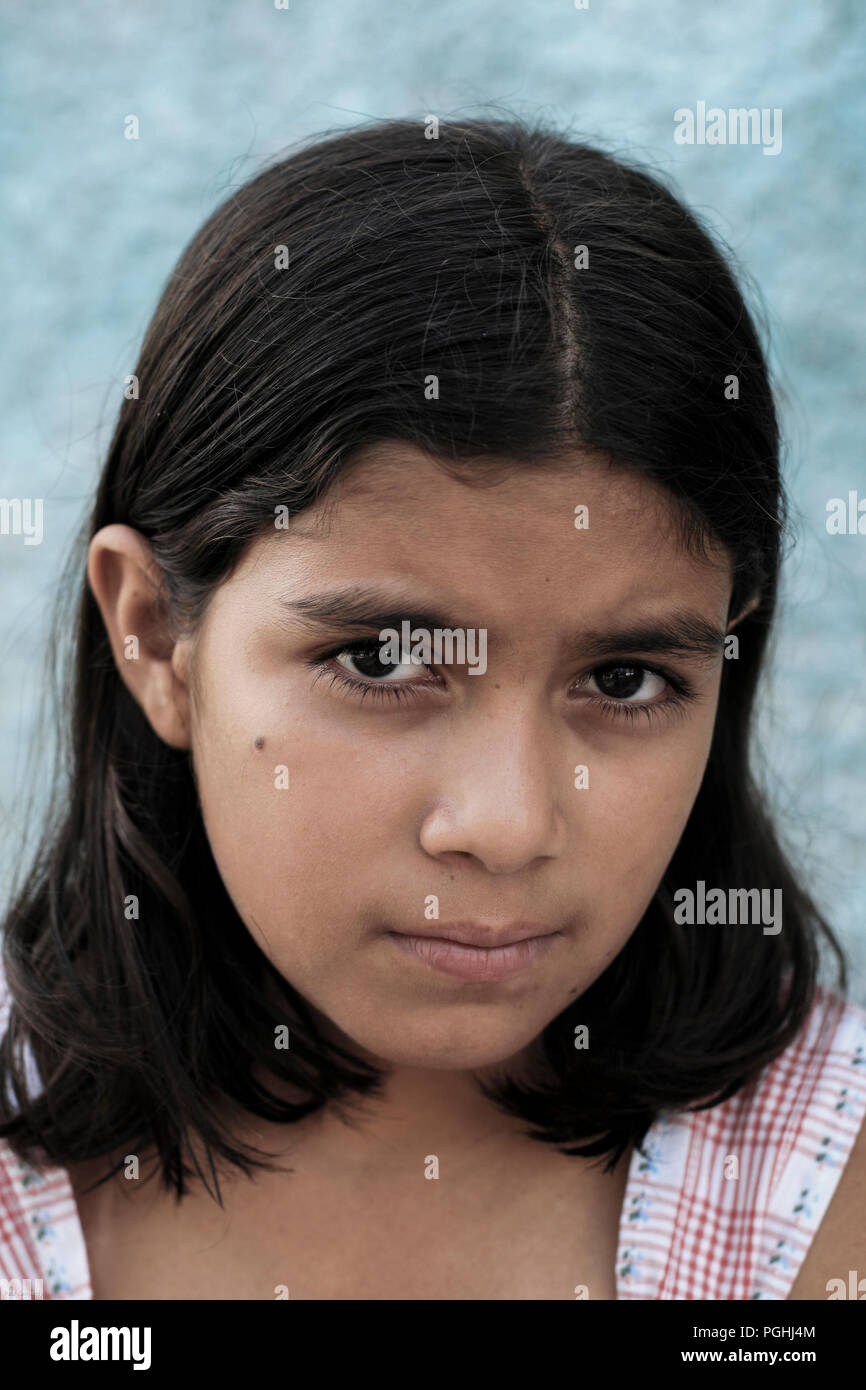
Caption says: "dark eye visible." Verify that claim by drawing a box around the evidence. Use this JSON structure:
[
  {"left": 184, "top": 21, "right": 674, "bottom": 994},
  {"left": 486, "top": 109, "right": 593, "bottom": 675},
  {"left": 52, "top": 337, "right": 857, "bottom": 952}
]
[
  {"left": 334, "top": 643, "right": 428, "bottom": 682},
  {"left": 587, "top": 664, "right": 667, "bottom": 701}
]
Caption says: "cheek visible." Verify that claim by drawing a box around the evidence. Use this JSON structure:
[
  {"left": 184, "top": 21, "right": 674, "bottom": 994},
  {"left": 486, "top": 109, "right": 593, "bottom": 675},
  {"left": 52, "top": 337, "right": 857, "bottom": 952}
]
[
  {"left": 586, "top": 713, "right": 717, "bottom": 908},
  {"left": 191, "top": 681, "right": 412, "bottom": 965}
]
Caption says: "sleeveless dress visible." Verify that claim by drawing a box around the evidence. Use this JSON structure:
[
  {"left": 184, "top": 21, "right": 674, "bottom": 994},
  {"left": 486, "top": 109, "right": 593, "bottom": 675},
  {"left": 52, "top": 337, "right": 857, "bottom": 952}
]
[{"left": 2, "top": 973, "right": 865, "bottom": 1300}]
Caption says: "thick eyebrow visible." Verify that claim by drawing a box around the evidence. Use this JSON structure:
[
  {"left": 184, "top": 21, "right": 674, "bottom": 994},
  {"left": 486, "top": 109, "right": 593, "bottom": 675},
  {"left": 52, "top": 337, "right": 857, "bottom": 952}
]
[
  {"left": 276, "top": 585, "right": 726, "bottom": 661},
  {"left": 569, "top": 614, "right": 726, "bottom": 663},
  {"left": 278, "top": 586, "right": 462, "bottom": 637}
]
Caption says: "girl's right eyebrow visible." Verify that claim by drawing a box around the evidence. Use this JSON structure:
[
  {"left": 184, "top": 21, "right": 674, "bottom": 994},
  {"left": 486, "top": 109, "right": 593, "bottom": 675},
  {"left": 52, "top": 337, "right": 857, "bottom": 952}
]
[
  {"left": 276, "top": 584, "right": 469, "bottom": 637},
  {"left": 275, "top": 586, "right": 725, "bottom": 663}
]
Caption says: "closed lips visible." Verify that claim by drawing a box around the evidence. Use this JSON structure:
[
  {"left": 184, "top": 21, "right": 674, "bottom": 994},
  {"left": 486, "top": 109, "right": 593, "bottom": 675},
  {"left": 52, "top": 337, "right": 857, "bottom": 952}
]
[{"left": 389, "top": 924, "right": 560, "bottom": 948}]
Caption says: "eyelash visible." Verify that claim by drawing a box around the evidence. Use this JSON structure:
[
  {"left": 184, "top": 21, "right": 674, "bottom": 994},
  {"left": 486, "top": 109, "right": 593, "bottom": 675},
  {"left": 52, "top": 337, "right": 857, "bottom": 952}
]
[{"left": 309, "top": 641, "right": 697, "bottom": 726}]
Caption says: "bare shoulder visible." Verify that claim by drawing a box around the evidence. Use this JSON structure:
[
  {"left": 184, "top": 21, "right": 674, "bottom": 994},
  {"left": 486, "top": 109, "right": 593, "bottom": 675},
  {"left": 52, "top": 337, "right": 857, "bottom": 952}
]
[{"left": 787, "top": 1104, "right": 866, "bottom": 1299}]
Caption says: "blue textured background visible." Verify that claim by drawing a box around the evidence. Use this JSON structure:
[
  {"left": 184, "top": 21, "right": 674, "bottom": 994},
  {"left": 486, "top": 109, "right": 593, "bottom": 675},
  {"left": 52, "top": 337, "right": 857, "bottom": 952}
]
[{"left": 1, "top": 0, "right": 864, "bottom": 999}]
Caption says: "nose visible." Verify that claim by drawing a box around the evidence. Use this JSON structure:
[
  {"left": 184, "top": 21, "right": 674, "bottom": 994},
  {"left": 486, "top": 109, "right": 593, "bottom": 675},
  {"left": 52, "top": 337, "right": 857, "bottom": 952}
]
[{"left": 418, "top": 702, "right": 569, "bottom": 874}]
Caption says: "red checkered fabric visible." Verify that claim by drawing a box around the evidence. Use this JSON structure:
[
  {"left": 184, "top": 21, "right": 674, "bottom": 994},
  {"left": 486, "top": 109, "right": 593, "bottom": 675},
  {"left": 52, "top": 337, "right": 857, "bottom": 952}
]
[{"left": 616, "top": 986, "right": 866, "bottom": 1299}]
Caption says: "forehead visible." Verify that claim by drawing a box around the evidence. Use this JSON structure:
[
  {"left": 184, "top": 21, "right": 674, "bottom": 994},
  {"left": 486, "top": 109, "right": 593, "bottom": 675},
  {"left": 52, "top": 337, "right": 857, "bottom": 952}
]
[{"left": 242, "top": 441, "right": 733, "bottom": 623}]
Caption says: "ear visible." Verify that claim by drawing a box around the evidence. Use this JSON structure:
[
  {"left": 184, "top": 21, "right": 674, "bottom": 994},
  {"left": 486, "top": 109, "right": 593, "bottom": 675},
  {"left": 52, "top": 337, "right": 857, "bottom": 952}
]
[
  {"left": 727, "top": 592, "right": 761, "bottom": 632},
  {"left": 87, "top": 524, "right": 194, "bottom": 750}
]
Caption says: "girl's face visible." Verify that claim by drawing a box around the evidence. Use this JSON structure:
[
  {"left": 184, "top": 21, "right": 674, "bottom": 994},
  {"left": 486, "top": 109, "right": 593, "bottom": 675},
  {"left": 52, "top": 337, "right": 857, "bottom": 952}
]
[{"left": 175, "top": 442, "right": 734, "bottom": 1071}]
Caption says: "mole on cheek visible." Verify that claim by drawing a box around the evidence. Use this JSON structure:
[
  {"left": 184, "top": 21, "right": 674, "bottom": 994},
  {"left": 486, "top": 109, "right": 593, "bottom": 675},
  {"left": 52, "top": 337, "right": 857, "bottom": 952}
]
[{"left": 254, "top": 736, "right": 265, "bottom": 750}]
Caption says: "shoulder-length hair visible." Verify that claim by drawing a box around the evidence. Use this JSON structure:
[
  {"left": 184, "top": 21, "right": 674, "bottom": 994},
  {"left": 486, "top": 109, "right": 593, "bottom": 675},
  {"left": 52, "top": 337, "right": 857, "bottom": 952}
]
[{"left": 0, "top": 114, "right": 846, "bottom": 1199}]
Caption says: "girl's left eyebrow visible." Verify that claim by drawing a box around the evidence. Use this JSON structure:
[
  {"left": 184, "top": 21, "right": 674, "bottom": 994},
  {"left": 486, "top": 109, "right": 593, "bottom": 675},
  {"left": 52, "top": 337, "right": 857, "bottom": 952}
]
[
  {"left": 569, "top": 614, "right": 727, "bottom": 663},
  {"left": 276, "top": 585, "right": 726, "bottom": 661}
]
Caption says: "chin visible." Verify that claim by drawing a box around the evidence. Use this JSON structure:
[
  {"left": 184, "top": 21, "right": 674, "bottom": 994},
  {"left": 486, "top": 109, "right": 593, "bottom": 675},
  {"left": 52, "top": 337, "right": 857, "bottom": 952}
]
[{"left": 348, "top": 1015, "right": 542, "bottom": 1072}]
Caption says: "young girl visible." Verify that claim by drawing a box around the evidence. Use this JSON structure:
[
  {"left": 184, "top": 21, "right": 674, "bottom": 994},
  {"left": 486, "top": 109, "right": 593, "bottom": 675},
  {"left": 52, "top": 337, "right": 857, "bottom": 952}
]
[{"left": 1, "top": 115, "right": 864, "bottom": 1302}]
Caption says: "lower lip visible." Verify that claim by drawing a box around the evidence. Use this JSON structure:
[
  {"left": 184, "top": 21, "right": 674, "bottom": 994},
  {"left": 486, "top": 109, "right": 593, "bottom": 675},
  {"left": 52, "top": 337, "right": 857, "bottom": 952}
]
[{"left": 385, "top": 931, "right": 559, "bottom": 981}]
